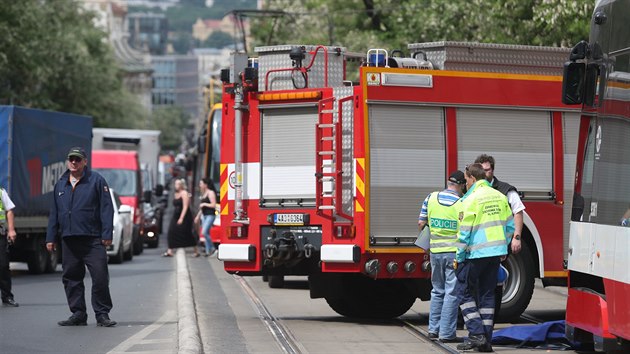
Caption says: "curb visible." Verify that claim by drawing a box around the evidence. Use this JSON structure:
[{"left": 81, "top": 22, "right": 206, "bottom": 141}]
[{"left": 176, "top": 248, "right": 203, "bottom": 354}]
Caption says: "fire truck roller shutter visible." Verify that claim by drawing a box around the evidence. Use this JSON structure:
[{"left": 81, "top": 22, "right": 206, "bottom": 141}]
[
  {"left": 368, "top": 104, "right": 445, "bottom": 246},
  {"left": 457, "top": 107, "right": 551, "bottom": 320},
  {"left": 261, "top": 106, "right": 319, "bottom": 201}
]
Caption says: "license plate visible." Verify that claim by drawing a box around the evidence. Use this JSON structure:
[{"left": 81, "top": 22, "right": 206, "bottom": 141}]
[{"left": 273, "top": 213, "right": 304, "bottom": 225}]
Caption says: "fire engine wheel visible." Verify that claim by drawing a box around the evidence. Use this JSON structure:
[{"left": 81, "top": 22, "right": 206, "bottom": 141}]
[
  {"left": 268, "top": 275, "right": 285, "bottom": 288},
  {"left": 325, "top": 275, "right": 416, "bottom": 319},
  {"left": 498, "top": 241, "right": 535, "bottom": 321}
]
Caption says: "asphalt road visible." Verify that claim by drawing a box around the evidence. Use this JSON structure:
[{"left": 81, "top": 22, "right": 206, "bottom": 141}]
[{"left": 1, "top": 245, "right": 179, "bottom": 354}]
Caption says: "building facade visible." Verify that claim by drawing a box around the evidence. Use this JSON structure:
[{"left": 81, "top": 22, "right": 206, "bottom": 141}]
[
  {"left": 80, "top": 0, "right": 153, "bottom": 111},
  {"left": 128, "top": 12, "right": 168, "bottom": 55},
  {"left": 152, "top": 55, "right": 200, "bottom": 119}
]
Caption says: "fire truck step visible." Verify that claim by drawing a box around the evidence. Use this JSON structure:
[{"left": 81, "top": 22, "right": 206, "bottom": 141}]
[
  {"left": 318, "top": 151, "right": 335, "bottom": 156},
  {"left": 318, "top": 206, "right": 335, "bottom": 210},
  {"left": 321, "top": 137, "right": 334, "bottom": 141},
  {"left": 320, "top": 110, "right": 335, "bottom": 114},
  {"left": 318, "top": 124, "right": 335, "bottom": 128}
]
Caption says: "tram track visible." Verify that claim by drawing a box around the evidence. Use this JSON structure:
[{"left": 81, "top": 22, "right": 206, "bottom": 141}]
[
  {"left": 234, "top": 275, "right": 306, "bottom": 354},
  {"left": 232, "top": 272, "right": 553, "bottom": 354}
]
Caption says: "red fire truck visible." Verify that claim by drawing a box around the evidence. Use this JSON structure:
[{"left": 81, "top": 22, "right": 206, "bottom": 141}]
[
  {"left": 217, "top": 41, "right": 578, "bottom": 319},
  {"left": 562, "top": 0, "right": 630, "bottom": 351}
]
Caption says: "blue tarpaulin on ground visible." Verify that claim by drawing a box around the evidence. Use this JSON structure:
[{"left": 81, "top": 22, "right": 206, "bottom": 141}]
[{"left": 491, "top": 320, "right": 581, "bottom": 350}]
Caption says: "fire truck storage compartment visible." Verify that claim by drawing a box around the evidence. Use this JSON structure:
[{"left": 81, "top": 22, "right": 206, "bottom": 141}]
[
  {"left": 261, "top": 105, "right": 319, "bottom": 202},
  {"left": 456, "top": 108, "right": 553, "bottom": 193},
  {"left": 368, "top": 104, "right": 445, "bottom": 246}
]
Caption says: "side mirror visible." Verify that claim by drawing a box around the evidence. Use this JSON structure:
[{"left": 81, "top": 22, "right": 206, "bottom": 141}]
[
  {"left": 562, "top": 62, "right": 585, "bottom": 105},
  {"left": 155, "top": 184, "right": 164, "bottom": 197},
  {"left": 198, "top": 136, "right": 207, "bottom": 154},
  {"left": 143, "top": 190, "right": 152, "bottom": 203}
]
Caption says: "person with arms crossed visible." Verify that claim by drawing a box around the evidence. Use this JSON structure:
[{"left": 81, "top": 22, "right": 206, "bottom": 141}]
[
  {"left": 0, "top": 187, "right": 18, "bottom": 307},
  {"left": 46, "top": 147, "right": 116, "bottom": 327},
  {"left": 418, "top": 170, "right": 467, "bottom": 343},
  {"left": 455, "top": 164, "right": 515, "bottom": 352}
]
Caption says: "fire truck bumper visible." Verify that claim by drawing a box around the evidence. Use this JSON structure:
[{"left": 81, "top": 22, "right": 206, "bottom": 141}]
[
  {"left": 218, "top": 244, "right": 256, "bottom": 262},
  {"left": 320, "top": 244, "right": 360, "bottom": 263}
]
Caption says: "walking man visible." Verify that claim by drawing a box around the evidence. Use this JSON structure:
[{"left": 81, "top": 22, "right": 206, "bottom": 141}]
[
  {"left": 418, "top": 170, "right": 466, "bottom": 342},
  {"left": 455, "top": 163, "right": 514, "bottom": 352},
  {"left": 46, "top": 147, "right": 117, "bottom": 327},
  {"left": 0, "top": 186, "right": 18, "bottom": 307}
]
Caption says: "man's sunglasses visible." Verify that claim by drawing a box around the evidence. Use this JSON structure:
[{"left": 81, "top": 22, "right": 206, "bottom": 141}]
[{"left": 68, "top": 157, "right": 83, "bottom": 163}]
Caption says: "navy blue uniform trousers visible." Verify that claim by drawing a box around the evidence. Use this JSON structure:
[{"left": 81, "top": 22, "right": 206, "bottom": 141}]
[
  {"left": 0, "top": 235, "right": 13, "bottom": 300},
  {"left": 455, "top": 256, "right": 501, "bottom": 341},
  {"left": 61, "top": 236, "right": 112, "bottom": 318}
]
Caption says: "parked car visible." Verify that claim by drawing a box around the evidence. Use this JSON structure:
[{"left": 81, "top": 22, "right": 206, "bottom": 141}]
[{"left": 107, "top": 189, "right": 133, "bottom": 264}]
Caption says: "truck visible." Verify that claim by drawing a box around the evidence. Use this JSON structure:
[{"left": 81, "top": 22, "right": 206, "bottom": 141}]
[
  {"left": 562, "top": 0, "right": 630, "bottom": 351},
  {"left": 92, "top": 128, "right": 161, "bottom": 186},
  {"left": 1, "top": 106, "right": 92, "bottom": 274},
  {"left": 92, "top": 128, "right": 163, "bottom": 250},
  {"left": 216, "top": 42, "right": 581, "bottom": 320}
]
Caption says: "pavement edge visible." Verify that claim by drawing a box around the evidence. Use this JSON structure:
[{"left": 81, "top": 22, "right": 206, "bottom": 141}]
[{"left": 176, "top": 248, "right": 203, "bottom": 353}]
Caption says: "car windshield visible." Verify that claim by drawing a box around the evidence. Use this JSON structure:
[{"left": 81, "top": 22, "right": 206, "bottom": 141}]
[{"left": 94, "top": 168, "right": 137, "bottom": 197}]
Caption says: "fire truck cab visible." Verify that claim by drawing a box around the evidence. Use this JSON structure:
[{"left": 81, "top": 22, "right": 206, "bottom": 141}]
[{"left": 218, "top": 41, "right": 578, "bottom": 319}]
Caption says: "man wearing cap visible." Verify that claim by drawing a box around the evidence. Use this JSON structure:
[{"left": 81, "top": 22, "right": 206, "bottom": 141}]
[
  {"left": 417, "top": 170, "right": 467, "bottom": 343},
  {"left": 46, "top": 147, "right": 116, "bottom": 327}
]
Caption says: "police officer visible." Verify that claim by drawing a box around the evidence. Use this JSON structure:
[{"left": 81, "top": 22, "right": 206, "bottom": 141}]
[
  {"left": 455, "top": 163, "right": 515, "bottom": 352},
  {"left": 0, "top": 187, "right": 18, "bottom": 307},
  {"left": 46, "top": 147, "right": 116, "bottom": 327},
  {"left": 418, "top": 170, "right": 466, "bottom": 342}
]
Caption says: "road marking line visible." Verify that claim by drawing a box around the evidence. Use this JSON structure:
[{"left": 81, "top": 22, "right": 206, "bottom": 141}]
[{"left": 106, "top": 310, "right": 175, "bottom": 354}]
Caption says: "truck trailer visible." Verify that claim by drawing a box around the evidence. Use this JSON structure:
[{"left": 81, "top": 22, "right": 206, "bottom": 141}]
[{"left": 1, "top": 106, "right": 92, "bottom": 273}]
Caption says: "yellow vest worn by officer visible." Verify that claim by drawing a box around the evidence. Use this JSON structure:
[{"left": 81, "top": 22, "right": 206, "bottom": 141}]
[
  {"left": 427, "top": 191, "right": 461, "bottom": 253},
  {"left": 0, "top": 189, "right": 6, "bottom": 233},
  {"left": 456, "top": 180, "right": 515, "bottom": 263}
]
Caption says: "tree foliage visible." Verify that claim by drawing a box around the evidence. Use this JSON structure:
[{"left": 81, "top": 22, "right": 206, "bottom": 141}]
[
  {"left": 150, "top": 106, "right": 190, "bottom": 151},
  {"left": 0, "top": 0, "right": 146, "bottom": 128},
  {"left": 253, "top": 0, "right": 595, "bottom": 51},
  {"left": 202, "top": 30, "right": 234, "bottom": 48}
]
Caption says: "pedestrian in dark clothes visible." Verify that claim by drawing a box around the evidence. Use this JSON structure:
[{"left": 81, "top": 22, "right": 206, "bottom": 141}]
[{"left": 46, "top": 147, "right": 117, "bottom": 327}]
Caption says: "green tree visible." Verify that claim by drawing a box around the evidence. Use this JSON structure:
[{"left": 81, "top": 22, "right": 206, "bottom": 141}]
[
  {"left": 252, "top": 0, "right": 594, "bottom": 51},
  {"left": 0, "top": 0, "right": 146, "bottom": 128},
  {"left": 202, "top": 31, "right": 234, "bottom": 48},
  {"left": 150, "top": 106, "right": 190, "bottom": 151}
]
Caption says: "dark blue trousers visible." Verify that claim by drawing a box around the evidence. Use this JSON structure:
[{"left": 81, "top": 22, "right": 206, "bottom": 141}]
[
  {"left": 0, "top": 235, "right": 13, "bottom": 300},
  {"left": 61, "top": 236, "right": 112, "bottom": 318},
  {"left": 455, "top": 256, "right": 501, "bottom": 341}
]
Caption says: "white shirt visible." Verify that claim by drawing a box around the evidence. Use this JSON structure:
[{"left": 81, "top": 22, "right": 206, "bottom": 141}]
[{"left": 0, "top": 188, "right": 15, "bottom": 211}]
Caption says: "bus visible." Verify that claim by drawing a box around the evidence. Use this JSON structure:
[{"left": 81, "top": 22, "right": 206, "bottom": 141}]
[
  {"left": 562, "top": 0, "right": 630, "bottom": 351},
  {"left": 192, "top": 103, "right": 223, "bottom": 244}
]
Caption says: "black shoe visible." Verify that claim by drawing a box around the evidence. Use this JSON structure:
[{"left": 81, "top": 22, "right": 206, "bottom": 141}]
[
  {"left": 58, "top": 315, "right": 87, "bottom": 326},
  {"left": 96, "top": 314, "right": 117, "bottom": 327},
  {"left": 457, "top": 335, "right": 490, "bottom": 351},
  {"left": 2, "top": 298, "right": 19, "bottom": 307},
  {"left": 428, "top": 332, "right": 439, "bottom": 340}
]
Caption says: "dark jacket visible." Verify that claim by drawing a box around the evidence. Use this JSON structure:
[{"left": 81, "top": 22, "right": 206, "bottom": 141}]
[
  {"left": 492, "top": 176, "right": 517, "bottom": 196},
  {"left": 46, "top": 167, "right": 114, "bottom": 242}
]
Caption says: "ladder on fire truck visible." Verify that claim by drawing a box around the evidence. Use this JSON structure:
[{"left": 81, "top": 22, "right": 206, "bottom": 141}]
[{"left": 315, "top": 95, "right": 353, "bottom": 223}]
